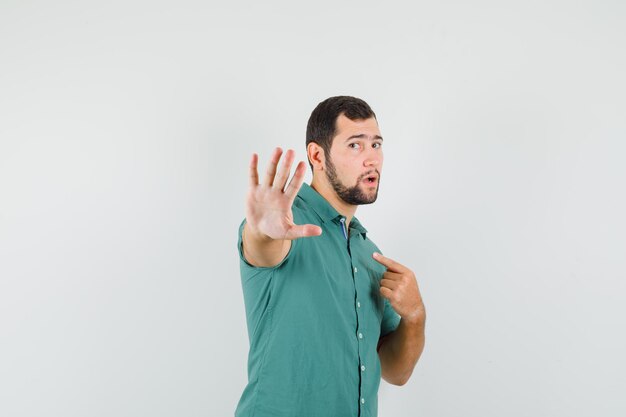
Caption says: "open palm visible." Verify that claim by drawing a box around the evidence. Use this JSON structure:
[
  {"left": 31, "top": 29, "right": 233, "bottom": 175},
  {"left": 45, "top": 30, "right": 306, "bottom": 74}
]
[{"left": 246, "top": 148, "right": 321, "bottom": 241}]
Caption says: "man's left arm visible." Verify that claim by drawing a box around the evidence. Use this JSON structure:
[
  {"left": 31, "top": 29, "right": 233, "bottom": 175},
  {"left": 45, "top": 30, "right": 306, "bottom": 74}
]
[{"left": 373, "top": 252, "right": 426, "bottom": 386}]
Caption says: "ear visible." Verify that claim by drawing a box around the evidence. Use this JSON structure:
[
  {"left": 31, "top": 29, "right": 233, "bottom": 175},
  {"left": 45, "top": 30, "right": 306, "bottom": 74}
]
[{"left": 307, "top": 142, "right": 326, "bottom": 172}]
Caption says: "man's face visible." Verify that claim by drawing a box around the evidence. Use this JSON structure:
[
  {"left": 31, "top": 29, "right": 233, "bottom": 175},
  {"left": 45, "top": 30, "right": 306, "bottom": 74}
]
[{"left": 325, "top": 114, "right": 383, "bottom": 205}]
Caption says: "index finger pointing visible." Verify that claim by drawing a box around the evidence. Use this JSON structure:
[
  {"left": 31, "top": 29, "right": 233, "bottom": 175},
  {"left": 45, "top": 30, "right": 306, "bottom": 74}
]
[{"left": 372, "top": 252, "right": 405, "bottom": 273}]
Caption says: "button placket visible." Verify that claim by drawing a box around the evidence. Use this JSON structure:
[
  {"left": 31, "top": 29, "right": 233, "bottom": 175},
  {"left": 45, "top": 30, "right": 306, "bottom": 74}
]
[{"left": 346, "top": 223, "right": 367, "bottom": 412}]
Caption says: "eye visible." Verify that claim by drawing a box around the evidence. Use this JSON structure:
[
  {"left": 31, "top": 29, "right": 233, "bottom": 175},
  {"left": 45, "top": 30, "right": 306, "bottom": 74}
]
[
  {"left": 348, "top": 142, "right": 361, "bottom": 150},
  {"left": 372, "top": 142, "right": 382, "bottom": 149}
]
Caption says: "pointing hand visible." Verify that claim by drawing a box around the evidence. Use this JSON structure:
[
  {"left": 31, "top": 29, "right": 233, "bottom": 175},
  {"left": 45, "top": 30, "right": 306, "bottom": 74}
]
[{"left": 373, "top": 252, "right": 426, "bottom": 326}]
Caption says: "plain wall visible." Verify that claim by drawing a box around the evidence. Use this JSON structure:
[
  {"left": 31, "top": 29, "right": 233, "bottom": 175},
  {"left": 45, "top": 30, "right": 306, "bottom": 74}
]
[{"left": 1, "top": 1, "right": 625, "bottom": 416}]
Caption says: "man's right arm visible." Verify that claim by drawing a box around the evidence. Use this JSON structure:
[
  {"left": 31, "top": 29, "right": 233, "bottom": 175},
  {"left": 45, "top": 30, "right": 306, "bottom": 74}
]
[
  {"left": 241, "top": 223, "right": 291, "bottom": 268},
  {"left": 242, "top": 147, "right": 321, "bottom": 268}
]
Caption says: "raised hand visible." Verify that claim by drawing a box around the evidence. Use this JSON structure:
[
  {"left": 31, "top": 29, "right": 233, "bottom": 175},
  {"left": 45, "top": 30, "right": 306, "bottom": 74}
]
[{"left": 246, "top": 147, "right": 322, "bottom": 243}]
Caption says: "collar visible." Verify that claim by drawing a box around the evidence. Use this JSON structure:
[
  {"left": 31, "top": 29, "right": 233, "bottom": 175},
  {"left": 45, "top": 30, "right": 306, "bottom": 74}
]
[{"left": 297, "top": 183, "right": 368, "bottom": 238}]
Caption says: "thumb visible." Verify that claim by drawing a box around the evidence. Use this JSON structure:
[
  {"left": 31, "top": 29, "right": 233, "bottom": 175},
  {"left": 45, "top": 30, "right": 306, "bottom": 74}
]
[{"left": 285, "top": 224, "right": 322, "bottom": 240}]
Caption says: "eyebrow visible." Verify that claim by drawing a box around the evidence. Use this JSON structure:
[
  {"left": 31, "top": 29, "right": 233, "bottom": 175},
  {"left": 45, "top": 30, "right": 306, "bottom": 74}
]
[{"left": 344, "top": 134, "right": 383, "bottom": 142}]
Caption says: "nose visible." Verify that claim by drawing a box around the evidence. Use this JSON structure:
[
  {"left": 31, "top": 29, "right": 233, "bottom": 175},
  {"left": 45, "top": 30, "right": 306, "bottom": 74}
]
[{"left": 364, "top": 149, "right": 382, "bottom": 168}]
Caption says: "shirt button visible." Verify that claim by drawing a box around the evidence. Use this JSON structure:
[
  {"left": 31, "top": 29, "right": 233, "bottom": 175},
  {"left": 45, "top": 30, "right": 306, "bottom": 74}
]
[
  {"left": 358, "top": 332, "right": 363, "bottom": 339},
  {"left": 361, "top": 398, "right": 365, "bottom": 404},
  {"left": 357, "top": 301, "right": 361, "bottom": 308},
  {"left": 354, "top": 267, "right": 358, "bottom": 273},
  {"left": 361, "top": 365, "right": 366, "bottom": 371}
]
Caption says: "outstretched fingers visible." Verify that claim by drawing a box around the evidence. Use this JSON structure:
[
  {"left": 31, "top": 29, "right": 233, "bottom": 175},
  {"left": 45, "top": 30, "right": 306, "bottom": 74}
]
[
  {"left": 274, "top": 149, "right": 295, "bottom": 191},
  {"left": 249, "top": 153, "right": 259, "bottom": 187},
  {"left": 285, "top": 223, "right": 322, "bottom": 240},
  {"left": 284, "top": 161, "right": 307, "bottom": 200},
  {"left": 263, "top": 147, "right": 283, "bottom": 187}
]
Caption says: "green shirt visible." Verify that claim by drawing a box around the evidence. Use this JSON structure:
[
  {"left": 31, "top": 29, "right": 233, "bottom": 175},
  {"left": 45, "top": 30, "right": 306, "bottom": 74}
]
[{"left": 235, "top": 183, "right": 401, "bottom": 417}]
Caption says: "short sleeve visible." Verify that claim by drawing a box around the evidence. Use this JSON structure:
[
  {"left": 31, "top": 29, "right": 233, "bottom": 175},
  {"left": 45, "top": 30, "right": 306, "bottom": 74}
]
[
  {"left": 380, "top": 298, "right": 401, "bottom": 337},
  {"left": 237, "top": 219, "right": 298, "bottom": 272}
]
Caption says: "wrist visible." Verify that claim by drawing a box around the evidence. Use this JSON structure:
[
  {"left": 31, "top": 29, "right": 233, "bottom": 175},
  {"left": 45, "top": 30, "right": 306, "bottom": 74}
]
[
  {"left": 402, "top": 310, "right": 426, "bottom": 329},
  {"left": 244, "top": 222, "right": 270, "bottom": 240}
]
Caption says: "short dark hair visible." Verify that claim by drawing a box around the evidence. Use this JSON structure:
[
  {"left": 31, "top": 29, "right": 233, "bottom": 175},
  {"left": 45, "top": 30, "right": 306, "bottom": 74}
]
[{"left": 306, "top": 96, "right": 376, "bottom": 168}]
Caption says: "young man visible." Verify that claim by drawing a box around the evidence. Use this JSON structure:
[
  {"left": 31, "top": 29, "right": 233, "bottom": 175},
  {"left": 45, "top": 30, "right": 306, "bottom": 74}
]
[{"left": 236, "top": 96, "right": 426, "bottom": 417}]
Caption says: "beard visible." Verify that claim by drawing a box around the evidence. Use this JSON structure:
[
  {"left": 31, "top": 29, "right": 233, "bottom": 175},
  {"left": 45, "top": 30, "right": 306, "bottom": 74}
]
[{"left": 325, "top": 156, "right": 380, "bottom": 205}]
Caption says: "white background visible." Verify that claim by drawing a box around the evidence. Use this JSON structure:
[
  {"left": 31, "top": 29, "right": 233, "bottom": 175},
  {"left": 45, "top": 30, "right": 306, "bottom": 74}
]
[{"left": 1, "top": 1, "right": 625, "bottom": 416}]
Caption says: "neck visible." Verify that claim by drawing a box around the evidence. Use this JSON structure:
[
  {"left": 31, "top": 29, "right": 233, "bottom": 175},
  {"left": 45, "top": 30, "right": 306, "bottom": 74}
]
[{"left": 310, "top": 176, "right": 357, "bottom": 227}]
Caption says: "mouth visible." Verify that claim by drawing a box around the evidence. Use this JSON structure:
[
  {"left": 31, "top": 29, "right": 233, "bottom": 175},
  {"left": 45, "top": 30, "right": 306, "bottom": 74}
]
[{"left": 362, "top": 174, "right": 379, "bottom": 186}]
